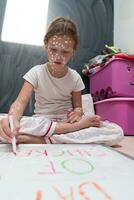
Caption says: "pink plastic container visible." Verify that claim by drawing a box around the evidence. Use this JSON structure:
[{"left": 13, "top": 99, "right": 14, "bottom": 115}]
[
  {"left": 94, "top": 97, "right": 134, "bottom": 135},
  {"left": 90, "top": 58, "right": 134, "bottom": 102}
]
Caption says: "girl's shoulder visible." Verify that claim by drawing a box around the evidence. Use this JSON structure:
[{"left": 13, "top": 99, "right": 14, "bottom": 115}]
[
  {"left": 68, "top": 67, "right": 81, "bottom": 78},
  {"left": 30, "top": 63, "right": 46, "bottom": 72},
  {"left": 27, "top": 63, "right": 47, "bottom": 77}
]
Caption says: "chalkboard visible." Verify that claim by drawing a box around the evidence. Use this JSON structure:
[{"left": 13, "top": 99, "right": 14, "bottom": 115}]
[{"left": 0, "top": 144, "right": 134, "bottom": 200}]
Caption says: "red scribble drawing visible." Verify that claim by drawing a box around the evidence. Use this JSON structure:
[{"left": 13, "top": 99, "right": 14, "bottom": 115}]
[
  {"left": 44, "top": 149, "right": 48, "bottom": 156},
  {"left": 79, "top": 181, "right": 92, "bottom": 200},
  {"left": 66, "top": 150, "right": 74, "bottom": 156},
  {"left": 79, "top": 181, "right": 112, "bottom": 200},
  {"left": 92, "top": 181, "right": 112, "bottom": 200},
  {"left": 53, "top": 186, "right": 74, "bottom": 200},
  {"left": 82, "top": 150, "right": 91, "bottom": 156},
  {"left": 65, "top": 149, "right": 106, "bottom": 157},
  {"left": 13, "top": 148, "right": 106, "bottom": 158},
  {"left": 16, "top": 149, "right": 33, "bottom": 157},
  {"left": 35, "top": 190, "right": 43, "bottom": 200},
  {"left": 34, "top": 149, "right": 47, "bottom": 157},
  {"left": 76, "top": 149, "right": 85, "bottom": 156},
  {"left": 38, "top": 161, "right": 62, "bottom": 175}
]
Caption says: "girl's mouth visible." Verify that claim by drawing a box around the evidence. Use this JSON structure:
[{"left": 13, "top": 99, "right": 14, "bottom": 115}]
[{"left": 54, "top": 61, "right": 62, "bottom": 65}]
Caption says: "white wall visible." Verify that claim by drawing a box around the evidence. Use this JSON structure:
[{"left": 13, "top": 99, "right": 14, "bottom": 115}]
[{"left": 114, "top": 0, "right": 134, "bottom": 53}]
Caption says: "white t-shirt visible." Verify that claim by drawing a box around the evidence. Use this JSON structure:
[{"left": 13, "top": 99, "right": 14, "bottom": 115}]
[{"left": 23, "top": 63, "right": 85, "bottom": 116}]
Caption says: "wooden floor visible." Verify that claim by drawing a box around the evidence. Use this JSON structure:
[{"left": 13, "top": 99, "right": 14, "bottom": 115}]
[{"left": 113, "top": 136, "right": 134, "bottom": 158}]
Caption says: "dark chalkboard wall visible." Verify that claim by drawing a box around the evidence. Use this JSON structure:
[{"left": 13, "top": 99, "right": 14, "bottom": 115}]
[{"left": 0, "top": 0, "right": 113, "bottom": 115}]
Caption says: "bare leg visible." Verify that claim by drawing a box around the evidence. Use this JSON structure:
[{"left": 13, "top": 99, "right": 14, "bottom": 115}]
[
  {"left": 16, "top": 134, "right": 45, "bottom": 144},
  {"left": 18, "top": 115, "right": 101, "bottom": 144},
  {"left": 54, "top": 115, "right": 101, "bottom": 135}
]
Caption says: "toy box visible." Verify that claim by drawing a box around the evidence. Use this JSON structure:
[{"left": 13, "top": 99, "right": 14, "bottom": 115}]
[
  {"left": 94, "top": 97, "right": 134, "bottom": 135},
  {"left": 90, "top": 58, "right": 134, "bottom": 102}
]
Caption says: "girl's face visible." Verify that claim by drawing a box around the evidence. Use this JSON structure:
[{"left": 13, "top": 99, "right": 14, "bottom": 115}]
[{"left": 45, "top": 35, "right": 75, "bottom": 67}]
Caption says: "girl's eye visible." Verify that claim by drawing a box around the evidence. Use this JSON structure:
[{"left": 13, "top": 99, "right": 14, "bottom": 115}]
[
  {"left": 62, "top": 51, "right": 69, "bottom": 54},
  {"left": 51, "top": 48, "right": 57, "bottom": 52}
]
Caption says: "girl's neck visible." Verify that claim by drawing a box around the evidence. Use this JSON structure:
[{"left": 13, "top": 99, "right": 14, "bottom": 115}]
[{"left": 47, "top": 63, "right": 68, "bottom": 78}]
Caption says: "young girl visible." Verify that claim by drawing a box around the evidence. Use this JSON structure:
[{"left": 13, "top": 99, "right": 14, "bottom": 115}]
[{"left": 0, "top": 16, "right": 101, "bottom": 144}]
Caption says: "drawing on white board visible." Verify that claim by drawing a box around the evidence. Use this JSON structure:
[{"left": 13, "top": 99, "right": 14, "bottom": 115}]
[{"left": 0, "top": 144, "right": 134, "bottom": 200}]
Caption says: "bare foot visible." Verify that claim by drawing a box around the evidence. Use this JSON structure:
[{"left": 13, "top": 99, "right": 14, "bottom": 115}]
[{"left": 78, "top": 115, "right": 101, "bottom": 129}]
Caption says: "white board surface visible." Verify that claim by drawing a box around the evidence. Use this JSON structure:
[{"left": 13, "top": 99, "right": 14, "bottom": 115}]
[{"left": 0, "top": 144, "right": 134, "bottom": 200}]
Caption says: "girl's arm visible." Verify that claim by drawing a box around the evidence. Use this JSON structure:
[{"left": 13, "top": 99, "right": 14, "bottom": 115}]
[
  {"left": 9, "top": 80, "right": 34, "bottom": 120},
  {"left": 0, "top": 81, "right": 34, "bottom": 142},
  {"left": 67, "top": 91, "right": 83, "bottom": 123}
]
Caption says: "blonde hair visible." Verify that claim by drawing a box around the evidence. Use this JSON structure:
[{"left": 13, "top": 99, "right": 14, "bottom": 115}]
[{"left": 44, "top": 16, "right": 79, "bottom": 49}]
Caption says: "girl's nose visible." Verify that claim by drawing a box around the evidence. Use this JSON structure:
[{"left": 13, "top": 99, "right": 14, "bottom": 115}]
[{"left": 55, "top": 52, "right": 62, "bottom": 60}]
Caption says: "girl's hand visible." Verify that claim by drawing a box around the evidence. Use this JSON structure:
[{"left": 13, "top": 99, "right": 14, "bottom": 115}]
[
  {"left": 67, "top": 111, "right": 82, "bottom": 123},
  {"left": 0, "top": 117, "right": 20, "bottom": 143},
  {"left": 16, "top": 134, "right": 45, "bottom": 144}
]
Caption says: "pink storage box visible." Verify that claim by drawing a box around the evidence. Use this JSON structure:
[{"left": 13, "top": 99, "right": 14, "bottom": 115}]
[
  {"left": 94, "top": 97, "right": 134, "bottom": 135},
  {"left": 90, "top": 58, "right": 134, "bottom": 102}
]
